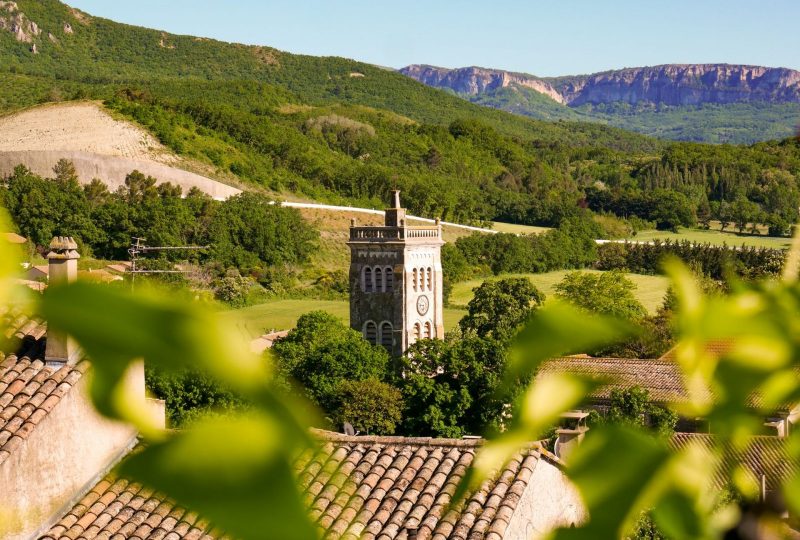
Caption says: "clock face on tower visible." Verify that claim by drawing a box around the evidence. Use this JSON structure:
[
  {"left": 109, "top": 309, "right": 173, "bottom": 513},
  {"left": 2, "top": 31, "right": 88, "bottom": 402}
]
[{"left": 416, "top": 295, "right": 430, "bottom": 316}]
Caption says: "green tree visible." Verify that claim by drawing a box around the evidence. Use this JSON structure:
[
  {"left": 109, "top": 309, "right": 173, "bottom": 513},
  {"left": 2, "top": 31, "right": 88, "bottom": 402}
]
[
  {"left": 273, "top": 311, "right": 390, "bottom": 413},
  {"left": 649, "top": 189, "right": 695, "bottom": 232},
  {"left": 332, "top": 378, "right": 403, "bottom": 435},
  {"left": 145, "top": 365, "right": 245, "bottom": 427},
  {"left": 207, "top": 192, "right": 317, "bottom": 270},
  {"left": 459, "top": 277, "right": 545, "bottom": 342},
  {"left": 604, "top": 386, "right": 678, "bottom": 438},
  {"left": 52, "top": 158, "right": 79, "bottom": 184},
  {"left": 731, "top": 195, "right": 760, "bottom": 234},
  {"left": 555, "top": 270, "right": 647, "bottom": 321},
  {"left": 398, "top": 335, "right": 511, "bottom": 437}
]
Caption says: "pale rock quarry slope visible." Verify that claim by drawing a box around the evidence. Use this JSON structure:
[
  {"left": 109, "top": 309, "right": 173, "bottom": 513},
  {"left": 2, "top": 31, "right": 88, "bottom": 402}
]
[
  {"left": 0, "top": 101, "right": 240, "bottom": 200},
  {"left": 0, "top": 102, "right": 495, "bottom": 233}
]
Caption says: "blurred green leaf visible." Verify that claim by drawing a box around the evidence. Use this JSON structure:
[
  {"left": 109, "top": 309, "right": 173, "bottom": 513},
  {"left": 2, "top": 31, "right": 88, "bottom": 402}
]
[
  {"left": 507, "top": 301, "right": 634, "bottom": 381},
  {"left": 41, "top": 282, "right": 290, "bottom": 434},
  {"left": 120, "top": 413, "right": 318, "bottom": 540},
  {"left": 43, "top": 282, "right": 263, "bottom": 386},
  {"left": 552, "top": 426, "right": 679, "bottom": 540},
  {"left": 454, "top": 373, "right": 599, "bottom": 503},
  {"left": 0, "top": 210, "right": 24, "bottom": 309}
]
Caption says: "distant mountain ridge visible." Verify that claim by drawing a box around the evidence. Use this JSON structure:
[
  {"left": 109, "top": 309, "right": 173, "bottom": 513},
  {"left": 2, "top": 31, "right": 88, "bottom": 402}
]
[
  {"left": 400, "top": 64, "right": 800, "bottom": 143},
  {"left": 400, "top": 64, "right": 800, "bottom": 106}
]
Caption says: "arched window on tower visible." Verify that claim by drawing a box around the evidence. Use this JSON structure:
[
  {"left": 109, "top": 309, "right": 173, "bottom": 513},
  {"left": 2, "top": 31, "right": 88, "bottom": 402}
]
[
  {"left": 384, "top": 267, "right": 394, "bottom": 292},
  {"left": 413, "top": 322, "right": 422, "bottom": 343},
  {"left": 375, "top": 267, "right": 383, "bottom": 292},
  {"left": 380, "top": 322, "right": 393, "bottom": 348},
  {"left": 364, "top": 267, "right": 373, "bottom": 292},
  {"left": 418, "top": 267, "right": 426, "bottom": 291},
  {"left": 427, "top": 268, "right": 433, "bottom": 291},
  {"left": 364, "top": 321, "right": 378, "bottom": 345},
  {"left": 412, "top": 268, "right": 418, "bottom": 291},
  {"left": 424, "top": 321, "right": 433, "bottom": 339}
]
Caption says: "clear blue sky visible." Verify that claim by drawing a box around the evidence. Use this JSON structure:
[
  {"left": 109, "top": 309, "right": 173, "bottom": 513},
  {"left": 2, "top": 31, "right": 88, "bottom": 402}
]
[{"left": 67, "top": 0, "right": 800, "bottom": 77}]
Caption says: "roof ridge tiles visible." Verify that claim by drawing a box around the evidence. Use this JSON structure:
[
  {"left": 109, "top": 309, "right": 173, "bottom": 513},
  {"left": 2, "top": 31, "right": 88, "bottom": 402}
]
[{"left": 313, "top": 429, "right": 488, "bottom": 448}]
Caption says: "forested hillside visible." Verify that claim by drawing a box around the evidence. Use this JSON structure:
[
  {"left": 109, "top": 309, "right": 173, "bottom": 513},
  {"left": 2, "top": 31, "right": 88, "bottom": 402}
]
[{"left": 0, "top": 0, "right": 799, "bottom": 233}]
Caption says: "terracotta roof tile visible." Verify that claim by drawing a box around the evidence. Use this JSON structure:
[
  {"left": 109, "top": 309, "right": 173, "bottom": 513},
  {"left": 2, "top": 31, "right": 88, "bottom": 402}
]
[
  {"left": 0, "top": 313, "right": 88, "bottom": 465},
  {"left": 540, "top": 354, "right": 784, "bottom": 410},
  {"left": 42, "top": 432, "right": 550, "bottom": 540},
  {"left": 670, "top": 433, "right": 796, "bottom": 493}
]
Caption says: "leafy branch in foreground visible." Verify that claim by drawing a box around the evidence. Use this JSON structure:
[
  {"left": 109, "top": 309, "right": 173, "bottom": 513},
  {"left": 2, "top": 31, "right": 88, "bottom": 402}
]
[
  {"left": 458, "top": 251, "right": 800, "bottom": 538},
  {"left": 40, "top": 282, "right": 319, "bottom": 540}
]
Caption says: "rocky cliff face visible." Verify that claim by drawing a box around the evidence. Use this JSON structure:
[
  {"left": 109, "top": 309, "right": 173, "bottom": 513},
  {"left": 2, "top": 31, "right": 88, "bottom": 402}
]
[
  {"left": 0, "top": 1, "right": 40, "bottom": 43},
  {"left": 400, "top": 65, "right": 565, "bottom": 104},
  {"left": 401, "top": 64, "right": 800, "bottom": 106}
]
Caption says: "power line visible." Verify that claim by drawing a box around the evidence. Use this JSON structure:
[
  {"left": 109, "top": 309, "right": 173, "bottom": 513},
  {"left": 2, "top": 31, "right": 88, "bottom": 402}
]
[{"left": 128, "top": 237, "right": 209, "bottom": 289}]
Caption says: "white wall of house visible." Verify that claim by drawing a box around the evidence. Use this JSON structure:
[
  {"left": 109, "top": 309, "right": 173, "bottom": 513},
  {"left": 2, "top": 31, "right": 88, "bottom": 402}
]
[
  {"left": 503, "top": 452, "right": 586, "bottom": 540},
  {"left": 0, "top": 364, "right": 142, "bottom": 540}
]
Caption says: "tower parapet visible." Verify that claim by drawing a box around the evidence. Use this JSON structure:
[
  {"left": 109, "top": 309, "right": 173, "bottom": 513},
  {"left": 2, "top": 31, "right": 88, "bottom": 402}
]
[{"left": 348, "top": 192, "right": 444, "bottom": 356}]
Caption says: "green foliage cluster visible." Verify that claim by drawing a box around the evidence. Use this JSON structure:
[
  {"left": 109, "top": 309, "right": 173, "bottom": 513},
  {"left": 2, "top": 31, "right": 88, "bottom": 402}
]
[
  {"left": 597, "top": 239, "right": 785, "bottom": 280},
  {"left": 331, "top": 379, "right": 403, "bottom": 435},
  {"left": 459, "top": 277, "right": 544, "bottom": 342},
  {"left": 586, "top": 138, "right": 800, "bottom": 234},
  {"left": 554, "top": 270, "right": 648, "bottom": 321},
  {"left": 593, "top": 386, "right": 679, "bottom": 438},
  {"left": 445, "top": 217, "right": 601, "bottom": 281},
  {"left": 0, "top": 163, "right": 317, "bottom": 277},
  {"left": 145, "top": 365, "right": 246, "bottom": 427},
  {"left": 397, "top": 278, "right": 543, "bottom": 438},
  {"left": 272, "top": 311, "right": 391, "bottom": 420},
  {"left": 576, "top": 101, "right": 800, "bottom": 145},
  {"left": 397, "top": 336, "right": 511, "bottom": 438}
]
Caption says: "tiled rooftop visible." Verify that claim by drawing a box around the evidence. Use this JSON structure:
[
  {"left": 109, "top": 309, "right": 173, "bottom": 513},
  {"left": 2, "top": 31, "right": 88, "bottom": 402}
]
[
  {"left": 40, "top": 477, "right": 222, "bottom": 540},
  {"left": 0, "top": 311, "right": 89, "bottom": 465},
  {"left": 41, "top": 431, "right": 552, "bottom": 540},
  {"left": 539, "top": 352, "right": 784, "bottom": 410},
  {"left": 539, "top": 356, "right": 696, "bottom": 404},
  {"left": 670, "top": 433, "right": 795, "bottom": 493}
]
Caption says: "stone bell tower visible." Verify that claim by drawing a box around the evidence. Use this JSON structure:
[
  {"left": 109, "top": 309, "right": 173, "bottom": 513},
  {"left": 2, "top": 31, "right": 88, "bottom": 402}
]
[{"left": 348, "top": 191, "right": 444, "bottom": 356}]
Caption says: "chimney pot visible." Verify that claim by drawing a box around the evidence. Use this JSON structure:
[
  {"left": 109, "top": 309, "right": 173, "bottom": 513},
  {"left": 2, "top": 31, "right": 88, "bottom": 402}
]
[{"left": 45, "top": 236, "right": 80, "bottom": 364}]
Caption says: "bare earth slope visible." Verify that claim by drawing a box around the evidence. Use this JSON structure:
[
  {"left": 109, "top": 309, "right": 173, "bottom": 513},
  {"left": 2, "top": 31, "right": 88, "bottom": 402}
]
[
  {"left": 0, "top": 102, "right": 499, "bottom": 234},
  {"left": 0, "top": 101, "right": 241, "bottom": 199}
]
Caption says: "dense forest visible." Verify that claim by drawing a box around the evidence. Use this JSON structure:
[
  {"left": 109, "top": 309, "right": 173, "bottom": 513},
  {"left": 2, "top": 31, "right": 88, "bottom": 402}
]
[
  {"left": 1, "top": 163, "right": 319, "bottom": 300},
  {"left": 0, "top": 0, "right": 798, "bottom": 234}
]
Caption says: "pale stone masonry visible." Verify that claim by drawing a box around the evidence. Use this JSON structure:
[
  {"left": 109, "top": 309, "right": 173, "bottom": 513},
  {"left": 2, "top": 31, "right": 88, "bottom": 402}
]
[{"left": 348, "top": 191, "right": 445, "bottom": 356}]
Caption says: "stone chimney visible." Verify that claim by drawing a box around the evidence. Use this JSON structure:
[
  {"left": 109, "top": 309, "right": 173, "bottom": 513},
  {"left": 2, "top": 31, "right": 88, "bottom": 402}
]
[
  {"left": 554, "top": 411, "right": 589, "bottom": 460},
  {"left": 45, "top": 236, "right": 80, "bottom": 364},
  {"left": 384, "top": 190, "right": 406, "bottom": 227}
]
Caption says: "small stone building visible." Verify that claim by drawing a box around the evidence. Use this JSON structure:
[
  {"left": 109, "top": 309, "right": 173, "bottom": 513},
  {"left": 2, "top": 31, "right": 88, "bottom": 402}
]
[{"left": 348, "top": 192, "right": 444, "bottom": 356}]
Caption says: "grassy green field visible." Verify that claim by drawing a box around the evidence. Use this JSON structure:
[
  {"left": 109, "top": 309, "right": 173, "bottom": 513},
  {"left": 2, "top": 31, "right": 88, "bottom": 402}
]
[
  {"left": 228, "top": 299, "right": 466, "bottom": 339},
  {"left": 449, "top": 270, "right": 671, "bottom": 314},
  {"left": 491, "top": 222, "right": 551, "bottom": 235},
  {"left": 626, "top": 227, "right": 791, "bottom": 249}
]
